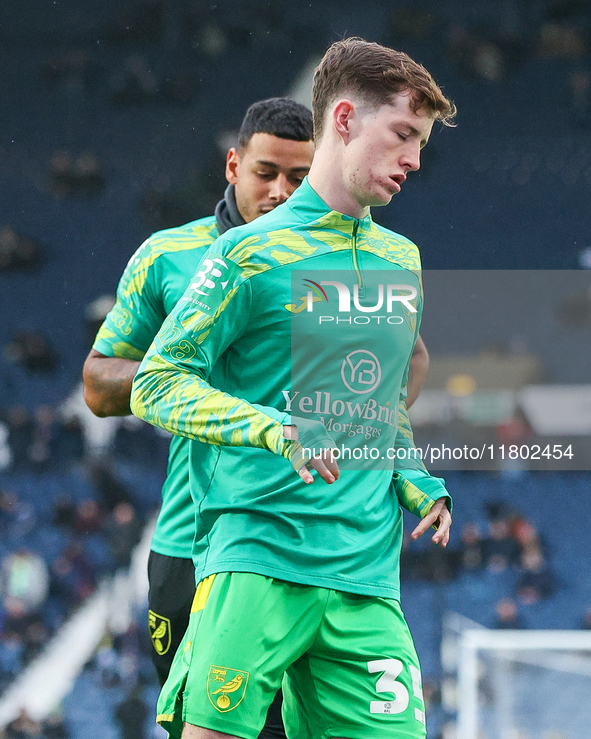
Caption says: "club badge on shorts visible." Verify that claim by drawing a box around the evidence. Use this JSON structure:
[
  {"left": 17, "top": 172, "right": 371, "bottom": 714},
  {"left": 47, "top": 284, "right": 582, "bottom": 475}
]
[
  {"left": 207, "top": 665, "right": 250, "bottom": 712},
  {"left": 148, "top": 610, "right": 172, "bottom": 655}
]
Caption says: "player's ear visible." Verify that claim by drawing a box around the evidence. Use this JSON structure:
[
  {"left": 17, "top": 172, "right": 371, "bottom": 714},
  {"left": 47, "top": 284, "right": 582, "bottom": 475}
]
[
  {"left": 225, "top": 148, "right": 240, "bottom": 185},
  {"left": 332, "top": 100, "right": 356, "bottom": 144}
]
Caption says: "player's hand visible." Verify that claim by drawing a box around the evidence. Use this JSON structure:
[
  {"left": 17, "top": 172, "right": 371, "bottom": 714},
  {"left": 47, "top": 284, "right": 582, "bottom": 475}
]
[
  {"left": 410, "top": 498, "right": 452, "bottom": 547},
  {"left": 283, "top": 424, "right": 340, "bottom": 485},
  {"left": 298, "top": 449, "right": 340, "bottom": 485}
]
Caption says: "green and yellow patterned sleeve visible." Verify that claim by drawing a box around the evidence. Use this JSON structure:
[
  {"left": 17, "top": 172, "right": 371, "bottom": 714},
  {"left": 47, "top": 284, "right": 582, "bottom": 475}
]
[
  {"left": 93, "top": 236, "right": 167, "bottom": 360},
  {"left": 130, "top": 247, "right": 291, "bottom": 458},
  {"left": 391, "top": 400, "right": 452, "bottom": 518}
]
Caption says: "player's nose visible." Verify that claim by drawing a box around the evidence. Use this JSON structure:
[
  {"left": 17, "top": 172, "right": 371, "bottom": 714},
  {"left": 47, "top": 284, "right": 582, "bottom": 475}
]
[
  {"left": 268, "top": 174, "right": 291, "bottom": 202},
  {"left": 401, "top": 143, "right": 421, "bottom": 173}
]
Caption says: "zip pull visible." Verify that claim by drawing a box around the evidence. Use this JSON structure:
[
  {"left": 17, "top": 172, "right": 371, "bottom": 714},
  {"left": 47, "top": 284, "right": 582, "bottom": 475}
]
[{"left": 351, "top": 220, "right": 364, "bottom": 297}]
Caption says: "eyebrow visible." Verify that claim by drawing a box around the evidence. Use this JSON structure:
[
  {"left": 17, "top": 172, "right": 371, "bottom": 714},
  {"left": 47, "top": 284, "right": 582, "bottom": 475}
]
[{"left": 255, "top": 159, "right": 310, "bottom": 172}]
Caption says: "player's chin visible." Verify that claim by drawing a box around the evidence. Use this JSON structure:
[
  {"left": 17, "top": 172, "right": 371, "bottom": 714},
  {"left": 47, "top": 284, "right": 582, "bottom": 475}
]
[{"left": 368, "top": 190, "right": 395, "bottom": 208}]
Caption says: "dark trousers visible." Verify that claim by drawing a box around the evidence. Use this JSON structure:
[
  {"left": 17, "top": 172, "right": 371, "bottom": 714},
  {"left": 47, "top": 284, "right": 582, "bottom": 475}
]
[{"left": 147, "top": 551, "right": 286, "bottom": 739}]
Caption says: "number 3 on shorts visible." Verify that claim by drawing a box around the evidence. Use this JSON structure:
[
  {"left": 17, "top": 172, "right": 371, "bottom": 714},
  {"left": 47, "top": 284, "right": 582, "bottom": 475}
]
[{"left": 367, "top": 659, "right": 426, "bottom": 724}]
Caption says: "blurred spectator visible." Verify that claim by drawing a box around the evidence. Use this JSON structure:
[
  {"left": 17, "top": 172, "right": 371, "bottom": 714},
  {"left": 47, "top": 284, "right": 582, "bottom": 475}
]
[
  {"left": 0, "top": 489, "right": 20, "bottom": 535},
  {"left": 0, "top": 226, "right": 44, "bottom": 272},
  {"left": 105, "top": 503, "right": 143, "bottom": 569},
  {"left": 458, "top": 522, "right": 485, "bottom": 570},
  {"left": 42, "top": 710, "right": 69, "bottom": 739},
  {"left": 94, "top": 631, "right": 121, "bottom": 688},
  {"left": 49, "top": 150, "right": 105, "bottom": 198},
  {"left": 28, "top": 406, "right": 59, "bottom": 471},
  {"left": 114, "top": 687, "right": 148, "bottom": 739},
  {"left": 1, "top": 404, "right": 85, "bottom": 473},
  {"left": 446, "top": 24, "right": 505, "bottom": 81},
  {"left": 73, "top": 499, "right": 103, "bottom": 536},
  {"left": 0, "top": 550, "right": 49, "bottom": 617},
  {"left": 580, "top": 606, "right": 591, "bottom": 629},
  {"left": 569, "top": 70, "right": 591, "bottom": 128},
  {"left": 21, "top": 617, "right": 49, "bottom": 663},
  {"left": 49, "top": 541, "right": 97, "bottom": 613},
  {"left": 0, "top": 490, "right": 36, "bottom": 542},
  {"left": 484, "top": 517, "right": 520, "bottom": 572},
  {"left": 60, "top": 383, "right": 121, "bottom": 459},
  {"left": 52, "top": 494, "right": 77, "bottom": 530},
  {"left": 537, "top": 23, "right": 588, "bottom": 58},
  {"left": 0, "top": 628, "right": 24, "bottom": 686},
  {"left": 41, "top": 50, "right": 99, "bottom": 92},
  {"left": 111, "top": 56, "right": 159, "bottom": 104},
  {"left": 516, "top": 547, "right": 555, "bottom": 604},
  {"left": 4, "top": 709, "right": 44, "bottom": 739},
  {"left": 511, "top": 517, "right": 545, "bottom": 558},
  {"left": 55, "top": 414, "right": 85, "bottom": 467},
  {"left": 4, "top": 333, "right": 58, "bottom": 374},
  {"left": 494, "top": 597, "right": 525, "bottom": 629},
  {"left": 114, "top": 619, "right": 143, "bottom": 687},
  {"left": 110, "top": 54, "right": 197, "bottom": 105},
  {"left": 6, "top": 406, "right": 34, "bottom": 469},
  {"left": 89, "top": 462, "right": 132, "bottom": 512}
]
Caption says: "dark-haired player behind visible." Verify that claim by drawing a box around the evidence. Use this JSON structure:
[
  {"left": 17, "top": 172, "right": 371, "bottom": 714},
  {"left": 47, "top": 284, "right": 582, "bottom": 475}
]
[{"left": 84, "top": 98, "right": 315, "bottom": 739}]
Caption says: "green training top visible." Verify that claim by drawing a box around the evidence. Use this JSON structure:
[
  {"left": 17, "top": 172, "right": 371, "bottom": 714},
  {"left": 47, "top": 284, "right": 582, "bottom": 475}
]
[
  {"left": 131, "top": 178, "right": 451, "bottom": 600},
  {"left": 93, "top": 215, "right": 219, "bottom": 558}
]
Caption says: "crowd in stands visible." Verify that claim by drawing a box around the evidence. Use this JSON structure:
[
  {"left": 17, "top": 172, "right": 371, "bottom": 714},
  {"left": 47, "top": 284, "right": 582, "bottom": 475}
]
[
  {"left": 0, "top": 405, "right": 164, "bottom": 698},
  {"left": 0, "top": 228, "right": 44, "bottom": 273},
  {"left": 48, "top": 152, "right": 106, "bottom": 200},
  {"left": 92, "top": 621, "right": 153, "bottom": 739},
  {"left": 0, "top": 400, "right": 169, "bottom": 475},
  {"left": 402, "top": 496, "right": 559, "bottom": 629},
  {"left": 0, "top": 469, "right": 149, "bottom": 695},
  {"left": 2, "top": 708, "right": 70, "bottom": 739}
]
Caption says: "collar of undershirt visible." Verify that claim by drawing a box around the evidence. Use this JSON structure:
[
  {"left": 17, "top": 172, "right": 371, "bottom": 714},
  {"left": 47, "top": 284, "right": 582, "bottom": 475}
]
[{"left": 214, "top": 184, "right": 246, "bottom": 235}]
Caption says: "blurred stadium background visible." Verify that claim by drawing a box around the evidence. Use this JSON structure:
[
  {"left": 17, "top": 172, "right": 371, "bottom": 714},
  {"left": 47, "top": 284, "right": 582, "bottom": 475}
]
[{"left": 0, "top": 0, "right": 590, "bottom": 737}]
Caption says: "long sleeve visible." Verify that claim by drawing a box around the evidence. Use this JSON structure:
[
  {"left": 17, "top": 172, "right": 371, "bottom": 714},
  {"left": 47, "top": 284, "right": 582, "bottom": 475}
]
[
  {"left": 392, "top": 401, "right": 452, "bottom": 517},
  {"left": 130, "top": 247, "right": 291, "bottom": 458},
  {"left": 93, "top": 236, "right": 168, "bottom": 360}
]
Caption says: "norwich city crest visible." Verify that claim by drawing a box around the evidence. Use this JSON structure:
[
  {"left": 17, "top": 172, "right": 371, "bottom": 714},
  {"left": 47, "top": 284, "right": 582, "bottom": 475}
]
[
  {"left": 207, "top": 665, "right": 249, "bottom": 712},
  {"left": 148, "top": 610, "right": 171, "bottom": 656}
]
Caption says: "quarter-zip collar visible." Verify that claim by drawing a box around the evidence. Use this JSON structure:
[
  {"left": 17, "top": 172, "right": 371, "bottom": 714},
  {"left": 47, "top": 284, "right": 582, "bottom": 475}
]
[{"left": 284, "top": 177, "right": 373, "bottom": 235}]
